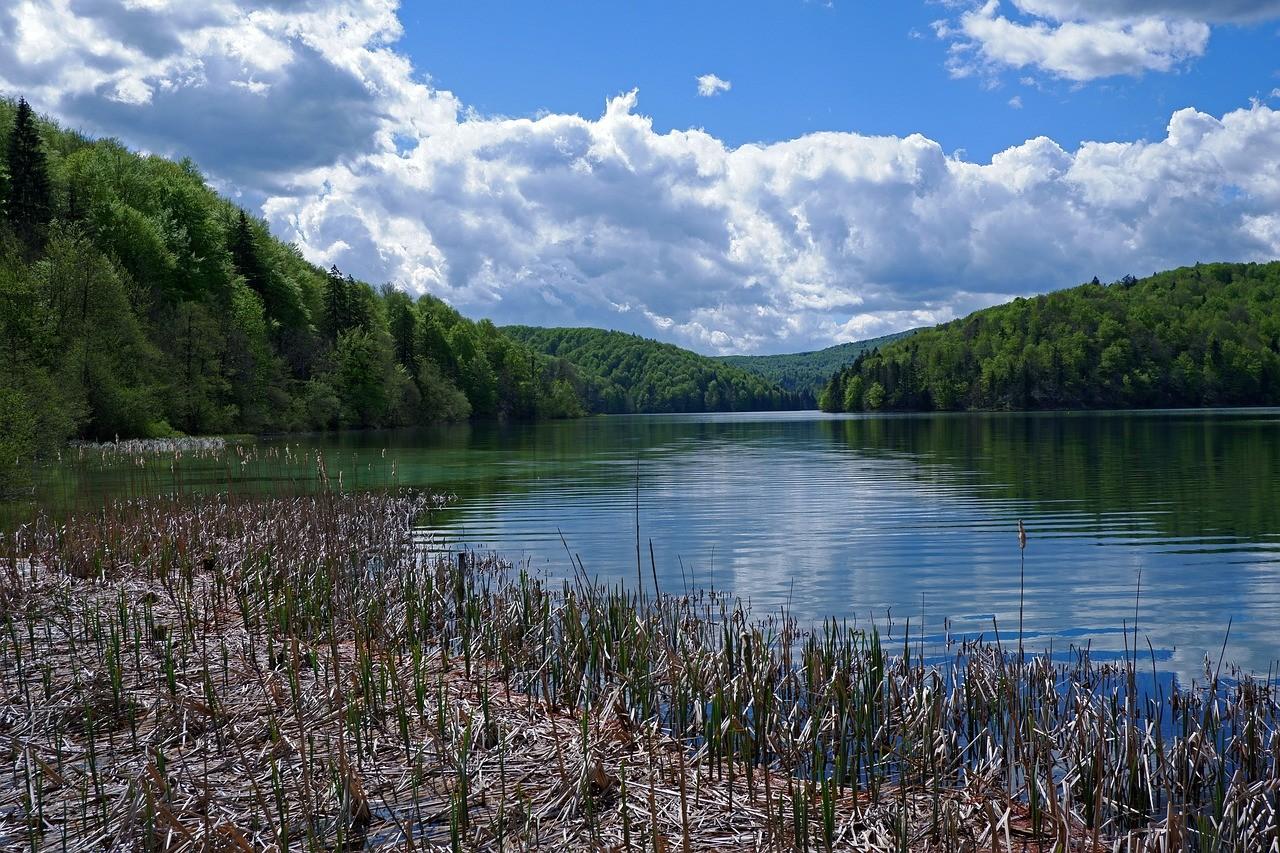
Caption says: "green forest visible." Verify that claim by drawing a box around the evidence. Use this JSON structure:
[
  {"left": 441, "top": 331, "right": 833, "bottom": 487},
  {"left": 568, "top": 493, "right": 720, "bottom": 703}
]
[
  {"left": 0, "top": 98, "right": 598, "bottom": 481},
  {"left": 718, "top": 330, "right": 915, "bottom": 403},
  {"left": 505, "top": 326, "right": 806, "bottom": 413},
  {"left": 820, "top": 263, "right": 1280, "bottom": 413}
]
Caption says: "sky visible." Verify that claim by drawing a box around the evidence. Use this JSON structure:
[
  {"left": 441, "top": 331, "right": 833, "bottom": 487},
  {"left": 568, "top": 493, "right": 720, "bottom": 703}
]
[{"left": 2, "top": 1, "right": 1280, "bottom": 354}]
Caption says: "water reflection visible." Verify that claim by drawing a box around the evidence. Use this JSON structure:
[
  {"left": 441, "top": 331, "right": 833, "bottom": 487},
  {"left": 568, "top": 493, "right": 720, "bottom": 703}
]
[
  {"left": 18, "top": 409, "right": 1280, "bottom": 680},
  {"left": 420, "top": 411, "right": 1280, "bottom": 680}
]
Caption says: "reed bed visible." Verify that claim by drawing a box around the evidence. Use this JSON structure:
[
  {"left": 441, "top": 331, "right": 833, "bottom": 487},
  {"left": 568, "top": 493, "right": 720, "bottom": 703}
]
[
  {"left": 65, "top": 437, "right": 231, "bottom": 457},
  {"left": 0, "top": 480, "right": 1277, "bottom": 850}
]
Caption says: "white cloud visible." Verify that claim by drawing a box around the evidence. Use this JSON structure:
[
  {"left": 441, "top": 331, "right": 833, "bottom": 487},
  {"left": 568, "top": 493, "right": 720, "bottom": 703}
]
[
  {"left": 938, "top": 1, "right": 1211, "bottom": 81},
  {"left": 264, "top": 96, "right": 1280, "bottom": 353},
  {"left": 1008, "top": 95, "right": 1024, "bottom": 108},
  {"left": 935, "top": 0, "right": 1280, "bottom": 82},
  {"left": 6, "top": 1, "right": 1280, "bottom": 355},
  {"left": 696, "top": 73, "right": 732, "bottom": 97},
  {"left": 0, "top": 0, "right": 460, "bottom": 188}
]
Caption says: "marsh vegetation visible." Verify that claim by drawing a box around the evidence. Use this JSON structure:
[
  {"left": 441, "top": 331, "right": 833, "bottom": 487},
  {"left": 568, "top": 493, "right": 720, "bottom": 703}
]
[{"left": 1, "top": 447, "right": 1276, "bottom": 850}]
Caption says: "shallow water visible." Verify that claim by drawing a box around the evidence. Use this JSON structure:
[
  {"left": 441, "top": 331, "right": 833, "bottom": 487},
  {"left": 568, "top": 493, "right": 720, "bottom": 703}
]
[{"left": 24, "top": 409, "right": 1280, "bottom": 680}]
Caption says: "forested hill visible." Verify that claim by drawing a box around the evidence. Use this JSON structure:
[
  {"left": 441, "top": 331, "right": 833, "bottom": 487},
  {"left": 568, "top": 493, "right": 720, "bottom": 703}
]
[
  {"left": 717, "top": 330, "right": 915, "bottom": 403},
  {"left": 503, "top": 326, "right": 807, "bottom": 413},
  {"left": 0, "top": 97, "right": 597, "bottom": 477},
  {"left": 819, "top": 262, "right": 1280, "bottom": 413}
]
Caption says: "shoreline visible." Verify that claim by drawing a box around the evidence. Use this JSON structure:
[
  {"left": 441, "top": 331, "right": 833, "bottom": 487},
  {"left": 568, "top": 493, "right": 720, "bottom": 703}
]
[
  {"left": 2, "top": 488, "right": 1276, "bottom": 850},
  {"left": 37, "top": 403, "right": 1280, "bottom": 450}
]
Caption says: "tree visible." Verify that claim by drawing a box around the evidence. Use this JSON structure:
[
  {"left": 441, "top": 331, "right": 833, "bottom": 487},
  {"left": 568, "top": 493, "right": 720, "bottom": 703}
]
[
  {"left": 864, "top": 381, "right": 886, "bottom": 411},
  {"left": 228, "top": 210, "right": 305, "bottom": 331},
  {"left": 416, "top": 359, "right": 471, "bottom": 421},
  {"left": 3, "top": 98, "right": 53, "bottom": 251},
  {"left": 385, "top": 290, "right": 419, "bottom": 373},
  {"left": 322, "top": 265, "right": 352, "bottom": 342},
  {"left": 40, "top": 231, "right": 161, "bottom": 438},
  {"left": 842, "top": 375, "right": 865, "bottom": 412},
  {"left": 333, "top": 327, "right": 393, "bottom": 427},
  {"left": 229, "top": 210, "right": 268, "bottom": 297}
]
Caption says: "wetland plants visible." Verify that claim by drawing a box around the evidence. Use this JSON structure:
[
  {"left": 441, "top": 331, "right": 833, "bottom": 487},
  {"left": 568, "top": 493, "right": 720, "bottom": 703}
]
[{"left": 0, "top": 448, "right": 1276, "bottom": 850}]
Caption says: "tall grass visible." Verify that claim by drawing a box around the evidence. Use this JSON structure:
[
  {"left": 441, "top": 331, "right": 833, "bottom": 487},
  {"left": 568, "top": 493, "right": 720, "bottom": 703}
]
[{"left": 0, "top": 449, "right": 1275, "bottom": 850}]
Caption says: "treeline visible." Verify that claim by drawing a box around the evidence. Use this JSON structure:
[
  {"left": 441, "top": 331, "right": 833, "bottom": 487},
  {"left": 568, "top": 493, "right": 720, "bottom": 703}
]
[
  {"left": 718, "top": 330, "right": 915, "bottom": 403},
  {"left": 0, "top": 98, "right": 589, "bottom": 483},
  {"left": 820, "top": 263, "right": 1280, "bottom": 413},
  {"left": 505, "top": 326, "right": 805, "bottom": 413}
]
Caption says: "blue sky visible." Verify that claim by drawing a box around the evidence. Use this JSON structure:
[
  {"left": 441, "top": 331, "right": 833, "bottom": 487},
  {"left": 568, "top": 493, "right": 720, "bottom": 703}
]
[
  {"left": 402, "top": 1, "right": 1279, "bottom": 159},
  {"left": 3, "top": 0, "right": 1280, "bottom": 353}
]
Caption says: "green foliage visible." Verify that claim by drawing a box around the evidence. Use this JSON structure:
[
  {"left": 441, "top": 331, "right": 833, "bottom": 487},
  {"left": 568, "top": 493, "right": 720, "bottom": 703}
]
[
  {"left": 0, "top": 95, "right": 597, "bottom": 491},
  {"left": 3, "top": 98, "right": 52, "bottom": 251},
  {"left": 332, "top": 327, "right": 396, "bottom": 428},
  {"left": 416, "top": 360, "right": 472, "bottom": 422},
  {"left": 229, "top": 209, "right": 306, "bottom": 331},
  {"left": 504, "top": 326, "right": 803, "bottom": 413},
  {"left": 820, "top": 263, "right": 1280, "bottom": 412},
  {"left": 0, "top": 386, "right": 37, "bottom": 497},
  {"left": 718, "top": 330, "right": 915, "bottom": 403}
]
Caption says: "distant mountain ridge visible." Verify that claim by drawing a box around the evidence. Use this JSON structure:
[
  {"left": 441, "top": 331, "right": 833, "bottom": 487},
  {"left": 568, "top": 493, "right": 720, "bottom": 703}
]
[
  {"left": 716, "top": 331, "right": 916, "bottom": 403},
  {"left": 503, "top": 326, "right": 809, "bottom": 413}
]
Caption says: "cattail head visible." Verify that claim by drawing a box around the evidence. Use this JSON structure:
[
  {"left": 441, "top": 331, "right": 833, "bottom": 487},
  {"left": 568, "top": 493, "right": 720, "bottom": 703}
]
[{"left": 1017, "top": 519, "right": 1027, "bottom": 550}]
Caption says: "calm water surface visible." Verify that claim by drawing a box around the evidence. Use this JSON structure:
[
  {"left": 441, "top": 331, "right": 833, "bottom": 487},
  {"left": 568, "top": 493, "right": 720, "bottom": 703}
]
[{"left": 31, "top": 410, "right": 1280, "bottom": 679}]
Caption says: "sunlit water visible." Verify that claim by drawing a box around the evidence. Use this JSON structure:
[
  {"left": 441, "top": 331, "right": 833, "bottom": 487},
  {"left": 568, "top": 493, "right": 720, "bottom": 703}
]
[{"left": 24, "top": 409, "right": 1280, "bottom": 680}]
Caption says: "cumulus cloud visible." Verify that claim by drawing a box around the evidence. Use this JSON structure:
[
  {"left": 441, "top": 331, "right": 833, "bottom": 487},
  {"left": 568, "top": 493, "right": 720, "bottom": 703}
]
[
  {"left": 936, "top": 0, "right": 1280, "bottom": 82},
  {"left": 696, "top": 73, "right": 732, "bottom": 97},
  {"left": 937, "top": 1, "right": 1211, "bottom": 81},
  {"left": 264, "top": 96, "right": 1280, "bottom": 352},
  {"left": 6, "top": 1, "right": 1280, "bottom": 354},
  {"left": 0, "top": 0, "right": 460, "bottom": 188}
]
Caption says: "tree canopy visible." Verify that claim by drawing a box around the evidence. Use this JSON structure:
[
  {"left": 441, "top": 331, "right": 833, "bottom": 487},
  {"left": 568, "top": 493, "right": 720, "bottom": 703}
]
[
  {"left": 819, "top": 263, "right": 1280, "bottom": 413},
  {"left": 2, "top": 98, "right": 52, "bottom": 252},
  {"left": 0, "top": 98, "right": 590, "bottom": 492},
  {"left": 717, "top": 330, "right": 915, "bottom": 405},
  {"left": 505, "top": 326, "right": 804, "bottom": 414}
]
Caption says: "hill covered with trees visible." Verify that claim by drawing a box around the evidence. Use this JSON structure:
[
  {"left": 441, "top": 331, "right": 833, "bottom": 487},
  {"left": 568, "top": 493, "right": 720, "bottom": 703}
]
[
  {"left": 504, "top": 326, "right": 806, "bottom": 413},
  {"left": 717, "top": 330, "right": 915, "bottom": 404},
  {"left": 0, "top": 97, "right": 594, "bottom": 484},
  {"left": 819, "top": 263, "right": 1280, "bottom": 413}
]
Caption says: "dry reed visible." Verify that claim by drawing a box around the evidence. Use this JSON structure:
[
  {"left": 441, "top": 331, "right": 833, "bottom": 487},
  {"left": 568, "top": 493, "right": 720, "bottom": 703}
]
[{"left": 0, "top": 453, "right": 1276, "bottom": 851}]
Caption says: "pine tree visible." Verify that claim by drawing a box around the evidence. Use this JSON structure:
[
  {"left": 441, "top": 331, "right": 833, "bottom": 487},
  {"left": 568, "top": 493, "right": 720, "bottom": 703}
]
[
  {"left": 229, "top": 210, "right": 267, "bottom": 295},
  {"left": 386, "top": 293, "right": 419, "bottom": 373},
  {"left": 4, "top": 98, "right": 52, "bottom": 250},
  {"left": 322, "top": 265, "right": 351, "bottom": 342}
]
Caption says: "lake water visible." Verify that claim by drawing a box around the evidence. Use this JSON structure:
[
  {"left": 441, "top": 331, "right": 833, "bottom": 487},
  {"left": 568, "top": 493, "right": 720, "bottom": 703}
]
[{"left": 25, "top": 409, "right": 1280, "bottom": 680}]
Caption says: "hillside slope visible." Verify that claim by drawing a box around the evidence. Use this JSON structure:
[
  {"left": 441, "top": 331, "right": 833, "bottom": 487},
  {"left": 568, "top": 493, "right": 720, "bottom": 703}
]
[
  {"left": 0, "top": 97, "right": 591, "bottom": 481},
  {"left": 820, "top": 263, "right": 1280, "bottom": 412},
  {"left": 504, "top": 326, "right": 806, "bottom": 413},
  {"left": 717, "top": 330, "right": 915, "bottom": 401}
]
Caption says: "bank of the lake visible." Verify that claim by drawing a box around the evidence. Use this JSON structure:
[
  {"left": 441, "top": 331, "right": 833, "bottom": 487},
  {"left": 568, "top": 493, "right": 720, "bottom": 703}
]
[{"left": 2, "top": 483, "right": 1276, "bottom": 850}]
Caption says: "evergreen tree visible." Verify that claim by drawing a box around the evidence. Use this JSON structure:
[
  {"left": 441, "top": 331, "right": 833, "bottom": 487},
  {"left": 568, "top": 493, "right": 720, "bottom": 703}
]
[
  {"left": 385, "top": 290, "right": 419, "bottom": 373},
  {"left": 322, "top": 265, "right": 351, "bottom": 342},
  {"left": 229, "top": 210, "right": 268, "bottom": 296},
  {"left": 228, "top": 210, "right": 307, "bottom": 330},
  {"left": 3, "top": 98, "right": 53, "bottom": 250}
]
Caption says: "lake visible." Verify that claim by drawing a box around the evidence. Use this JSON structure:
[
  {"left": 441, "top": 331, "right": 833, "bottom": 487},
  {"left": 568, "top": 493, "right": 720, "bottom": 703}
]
[{"left": 23, "top": 409, "right": 1280, "bottom": 681}]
